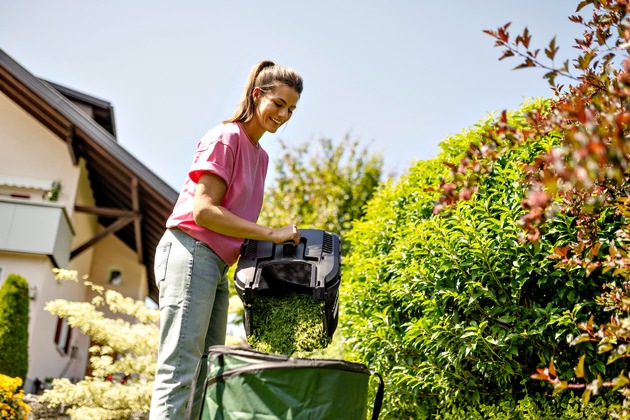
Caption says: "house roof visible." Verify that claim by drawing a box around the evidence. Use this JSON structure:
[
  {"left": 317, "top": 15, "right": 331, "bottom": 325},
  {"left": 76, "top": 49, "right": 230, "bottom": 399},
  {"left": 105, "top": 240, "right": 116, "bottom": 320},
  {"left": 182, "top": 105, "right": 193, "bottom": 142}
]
[
  {"left": 0, "top": 49, "right": 178, "bottom": 302},
  {"left": 42, "top": 79, "right": 118, "bottom": 138}
]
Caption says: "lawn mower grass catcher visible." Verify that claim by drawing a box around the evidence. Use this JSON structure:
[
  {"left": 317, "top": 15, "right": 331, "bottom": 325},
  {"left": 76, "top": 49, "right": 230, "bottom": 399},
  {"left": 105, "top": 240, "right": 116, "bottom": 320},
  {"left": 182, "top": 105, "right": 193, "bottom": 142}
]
[{"left": 233, "top": 228, "right": 341, "bottom": 354}]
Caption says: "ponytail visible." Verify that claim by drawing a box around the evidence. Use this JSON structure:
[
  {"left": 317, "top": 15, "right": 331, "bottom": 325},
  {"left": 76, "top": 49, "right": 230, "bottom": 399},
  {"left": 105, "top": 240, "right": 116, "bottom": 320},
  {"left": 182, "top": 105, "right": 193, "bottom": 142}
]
[{"left": 224, "top": 60, "right": 303, "bottom": 123}]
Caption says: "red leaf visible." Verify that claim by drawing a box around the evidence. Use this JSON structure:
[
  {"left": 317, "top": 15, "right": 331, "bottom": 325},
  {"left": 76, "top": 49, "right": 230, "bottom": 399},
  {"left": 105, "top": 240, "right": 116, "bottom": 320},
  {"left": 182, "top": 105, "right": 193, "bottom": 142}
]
[
  {"left": 521, "top": 27, "right": 531, "bottom": 49},
  {"left": 554, "top": 245, "right": 570, "bottom": 258},
  {"left": 442, "top": 162, "right": 457, "bottom": 171},
  {"left": 499, "top": 50, "right": 515, "bottom": 60}
]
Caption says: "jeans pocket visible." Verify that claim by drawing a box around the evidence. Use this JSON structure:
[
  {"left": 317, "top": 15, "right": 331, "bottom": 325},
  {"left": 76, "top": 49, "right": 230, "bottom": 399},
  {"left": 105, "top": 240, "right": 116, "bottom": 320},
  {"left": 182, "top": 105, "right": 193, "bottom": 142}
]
[{"left": 155, "top": 241, "right": 172, "bottom": 290}]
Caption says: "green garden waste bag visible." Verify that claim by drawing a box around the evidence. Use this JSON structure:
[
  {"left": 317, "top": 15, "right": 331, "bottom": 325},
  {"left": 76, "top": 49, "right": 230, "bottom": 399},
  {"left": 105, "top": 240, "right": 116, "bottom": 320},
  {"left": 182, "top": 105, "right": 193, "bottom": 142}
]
[{"left": 187, "top": 345, "right": 384, "bottom": 420}]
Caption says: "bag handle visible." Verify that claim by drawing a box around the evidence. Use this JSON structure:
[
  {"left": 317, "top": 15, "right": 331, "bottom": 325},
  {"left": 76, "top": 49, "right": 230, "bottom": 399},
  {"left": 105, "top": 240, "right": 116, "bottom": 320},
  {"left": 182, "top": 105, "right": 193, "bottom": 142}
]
[
  {"left": 184, "top": 353, "right": 208, "bottom": 420},
  {"left": 371, "top": 371, "right": 385, "bottom": 420}
]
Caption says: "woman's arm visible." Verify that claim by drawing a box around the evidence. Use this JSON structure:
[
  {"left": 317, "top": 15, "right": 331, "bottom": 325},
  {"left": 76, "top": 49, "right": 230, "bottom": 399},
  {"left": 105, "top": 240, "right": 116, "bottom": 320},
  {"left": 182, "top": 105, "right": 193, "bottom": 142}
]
[{"left": 193, "top": 173, "right": 300, "bottom": 244}]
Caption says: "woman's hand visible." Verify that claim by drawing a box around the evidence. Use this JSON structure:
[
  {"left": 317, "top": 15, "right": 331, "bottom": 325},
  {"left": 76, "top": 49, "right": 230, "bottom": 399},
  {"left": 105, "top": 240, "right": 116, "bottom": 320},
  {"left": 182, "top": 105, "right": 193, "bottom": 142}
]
[{"left": 270, "top": 224, "right": 301, "bottom": 245}]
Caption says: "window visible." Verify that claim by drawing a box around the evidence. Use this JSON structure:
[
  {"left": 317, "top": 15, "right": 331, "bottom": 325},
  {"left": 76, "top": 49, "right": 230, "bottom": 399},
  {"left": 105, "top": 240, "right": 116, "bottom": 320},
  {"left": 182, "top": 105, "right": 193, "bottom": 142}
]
[
  {"left": 108, "top": 269, "right": 122, "bottom": 286},
  {"left": 54, "top": 316, "right": 72, "bottom": 355}
]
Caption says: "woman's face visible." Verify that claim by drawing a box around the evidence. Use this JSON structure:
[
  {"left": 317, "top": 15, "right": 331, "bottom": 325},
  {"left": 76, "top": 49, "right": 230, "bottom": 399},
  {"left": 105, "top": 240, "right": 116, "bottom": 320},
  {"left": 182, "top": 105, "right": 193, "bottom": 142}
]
[{"left": 252, "top": 84, "right": 300, "bottom": 135}]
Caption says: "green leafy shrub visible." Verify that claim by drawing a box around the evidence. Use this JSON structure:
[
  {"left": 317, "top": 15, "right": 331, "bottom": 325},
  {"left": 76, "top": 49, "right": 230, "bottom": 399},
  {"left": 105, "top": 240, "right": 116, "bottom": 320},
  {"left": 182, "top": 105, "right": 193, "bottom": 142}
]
[
  {"left": 532, "top": 280, "right": 630, "bottom": 417},
  {"left": 0, "top": 274, "right": 30, "bottom": 382},
  {"left": 434, "top": 392, "right": 613, "bottom": 419},
  {"left": 340, "top": 101, "right": 623, "bottom": 417},
  {"left": 473, "top": 2, "right": 630, "bottom": 416},
  {"left": 247, "top": 292, "right": 331, "bottom": 356}
]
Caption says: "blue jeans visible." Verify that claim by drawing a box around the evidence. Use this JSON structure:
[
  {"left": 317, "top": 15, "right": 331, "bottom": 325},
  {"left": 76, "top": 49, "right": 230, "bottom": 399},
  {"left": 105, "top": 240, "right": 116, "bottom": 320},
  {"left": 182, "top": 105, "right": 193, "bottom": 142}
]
[{"left": 149, "top": 228, "right": 230, "bottom": 419}]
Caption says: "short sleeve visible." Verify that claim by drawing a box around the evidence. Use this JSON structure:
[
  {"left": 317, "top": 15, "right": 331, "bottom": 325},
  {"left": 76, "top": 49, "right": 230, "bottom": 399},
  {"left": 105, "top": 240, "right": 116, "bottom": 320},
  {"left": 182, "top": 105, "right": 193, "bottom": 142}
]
[{"left": 188, "top": 135, "right": 235, "bottom": 185}]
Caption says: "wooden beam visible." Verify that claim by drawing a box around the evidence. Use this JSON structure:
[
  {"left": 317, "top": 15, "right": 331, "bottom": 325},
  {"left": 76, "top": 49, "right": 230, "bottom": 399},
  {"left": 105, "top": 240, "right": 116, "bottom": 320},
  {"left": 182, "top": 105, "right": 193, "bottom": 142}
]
[
  {"left": 131, "top": 177, "right": 143, "bottom": 263},
  {"left": 75, "top": 205, "right": 137, "bottom": 218},
  {"left": 66, "top": 128, "right": 79, "bottom": 165},
  {"left": 69, "top": 216, "right": 135, "bottom": 260}
]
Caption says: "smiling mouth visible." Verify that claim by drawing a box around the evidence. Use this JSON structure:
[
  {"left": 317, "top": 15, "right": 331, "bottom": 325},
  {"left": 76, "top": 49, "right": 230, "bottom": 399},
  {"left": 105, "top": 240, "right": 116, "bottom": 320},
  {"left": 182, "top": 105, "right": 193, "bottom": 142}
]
[{"left": 270, "top": 117, "right": 282, "bottom": 125}]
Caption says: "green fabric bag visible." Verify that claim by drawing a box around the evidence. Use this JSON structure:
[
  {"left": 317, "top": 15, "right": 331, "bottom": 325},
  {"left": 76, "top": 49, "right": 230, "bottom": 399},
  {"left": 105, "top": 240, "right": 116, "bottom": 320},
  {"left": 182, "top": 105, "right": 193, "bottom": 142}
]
[{"left": 189, "top": 345, "right": 384, "bottom": 420}]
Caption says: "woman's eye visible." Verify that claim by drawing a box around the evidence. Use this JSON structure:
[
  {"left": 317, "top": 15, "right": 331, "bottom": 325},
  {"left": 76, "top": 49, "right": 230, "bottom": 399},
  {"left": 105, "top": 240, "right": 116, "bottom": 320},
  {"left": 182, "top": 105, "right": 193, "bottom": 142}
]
[{"left": 274, "top": 101, "right": 282, "bottom": 107}]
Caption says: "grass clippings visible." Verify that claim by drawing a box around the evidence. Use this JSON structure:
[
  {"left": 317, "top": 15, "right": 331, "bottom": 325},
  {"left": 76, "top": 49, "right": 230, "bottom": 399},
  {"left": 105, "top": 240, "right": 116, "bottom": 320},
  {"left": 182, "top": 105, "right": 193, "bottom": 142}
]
[{"left": 247, "top": 292, "right": 331, "bottom": 357}]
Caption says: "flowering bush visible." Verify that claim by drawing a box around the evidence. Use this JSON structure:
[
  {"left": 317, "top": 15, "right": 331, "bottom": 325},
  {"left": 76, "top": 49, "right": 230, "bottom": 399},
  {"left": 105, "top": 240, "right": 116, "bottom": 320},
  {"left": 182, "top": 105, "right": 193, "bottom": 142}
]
[
  {"left": 40, "top": 270, "right": 159, "bottom": 419},
  {"left": 40, "top": 268, "right": 251, "bottom": 419},
  {"left": 0, "top": 374, "right": 31, "bottom": 420}
]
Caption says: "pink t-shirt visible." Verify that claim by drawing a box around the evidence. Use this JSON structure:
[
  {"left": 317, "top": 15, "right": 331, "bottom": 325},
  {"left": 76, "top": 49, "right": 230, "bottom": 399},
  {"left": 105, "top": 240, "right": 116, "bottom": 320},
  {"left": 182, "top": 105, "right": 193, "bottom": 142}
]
[{"left": 166, "top": 122, "right": 269, "bottom": 266}]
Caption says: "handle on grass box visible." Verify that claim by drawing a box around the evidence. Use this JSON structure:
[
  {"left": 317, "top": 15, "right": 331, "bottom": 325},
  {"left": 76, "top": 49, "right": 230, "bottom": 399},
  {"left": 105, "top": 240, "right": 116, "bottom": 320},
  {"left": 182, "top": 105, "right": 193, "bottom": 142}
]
[{"left": 371, "top": 371, "right": 385, "bottom": 420}]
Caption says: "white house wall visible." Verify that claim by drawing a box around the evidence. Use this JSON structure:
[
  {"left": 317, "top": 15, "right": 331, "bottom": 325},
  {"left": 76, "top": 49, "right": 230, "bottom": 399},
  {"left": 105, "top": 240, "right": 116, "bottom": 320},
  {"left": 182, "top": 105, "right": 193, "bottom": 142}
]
[
  {"left": 0, "top": 91, "right": 79, "bottom": 217},
  {"left": 88, "top": 231, "right": 149, "bottom": 321}
]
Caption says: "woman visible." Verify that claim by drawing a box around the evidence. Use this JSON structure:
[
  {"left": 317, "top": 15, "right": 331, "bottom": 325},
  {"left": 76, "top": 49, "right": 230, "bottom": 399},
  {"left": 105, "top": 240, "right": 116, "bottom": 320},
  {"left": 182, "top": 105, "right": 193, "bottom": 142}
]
[{"left": 150, "top": 60, "right": 303, "bottom": 419}]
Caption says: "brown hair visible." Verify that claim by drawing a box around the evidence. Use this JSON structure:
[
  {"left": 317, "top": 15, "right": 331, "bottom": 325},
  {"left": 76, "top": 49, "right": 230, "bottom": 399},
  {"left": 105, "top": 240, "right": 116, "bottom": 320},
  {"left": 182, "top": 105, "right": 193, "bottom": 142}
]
[{"left": 224, "top": 60, "right": 303, "bottom": 123}]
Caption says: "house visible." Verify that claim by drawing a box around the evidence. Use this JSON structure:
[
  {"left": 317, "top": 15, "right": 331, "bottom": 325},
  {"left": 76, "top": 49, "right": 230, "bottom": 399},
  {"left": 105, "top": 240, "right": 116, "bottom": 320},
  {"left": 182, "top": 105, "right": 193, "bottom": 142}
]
[{"left": 0, "top": 48, "right": 177, "bottom": 393}]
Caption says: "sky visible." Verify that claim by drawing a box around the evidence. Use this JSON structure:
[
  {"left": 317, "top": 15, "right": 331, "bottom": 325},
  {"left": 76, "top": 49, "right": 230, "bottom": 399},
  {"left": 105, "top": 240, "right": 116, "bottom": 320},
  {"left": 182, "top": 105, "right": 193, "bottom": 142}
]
[{"left": 0, "top": 1, "right": 584, "bottom": 190}]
